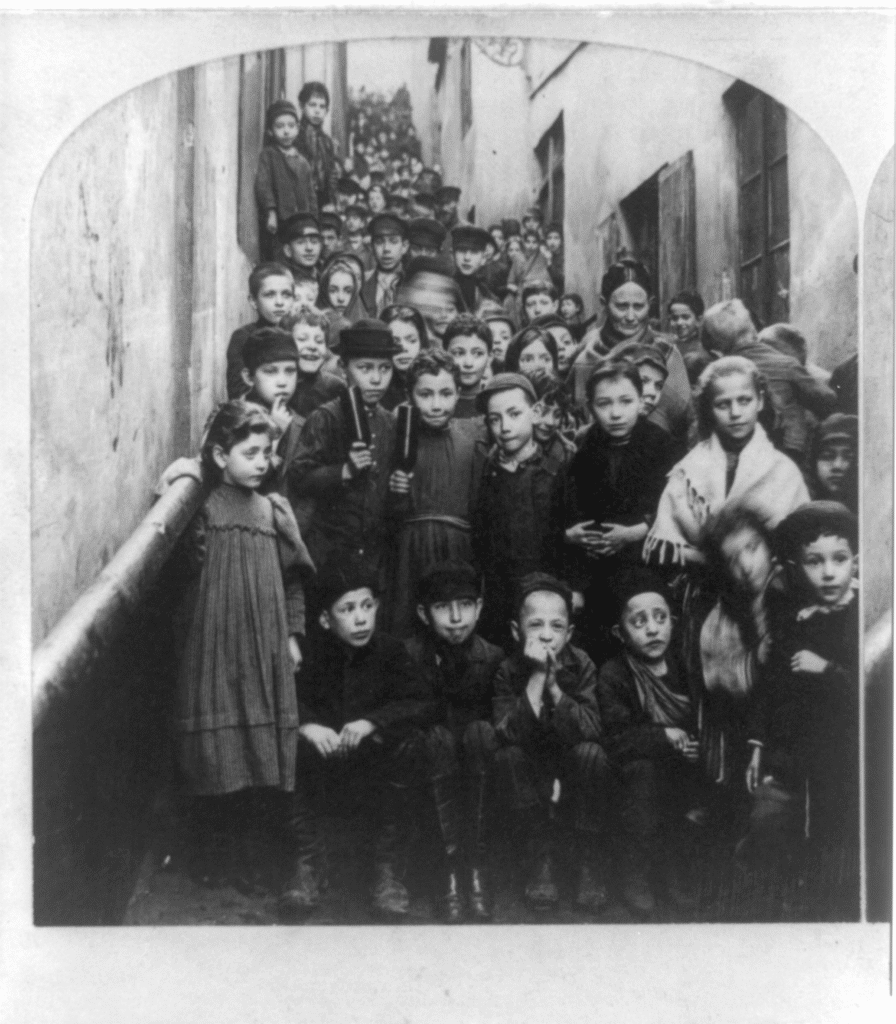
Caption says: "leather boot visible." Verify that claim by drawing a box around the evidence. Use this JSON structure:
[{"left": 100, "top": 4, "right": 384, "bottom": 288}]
[
  {"left": 522, "top": 809, "right": 559, "bottom": 912},
  {"left": 279, "top": 856, "right": 321, "bottom": 920},
  {"left": 621, "top": 853, "right": 656, "bottom": 917},
  {"left": 371, "top": 783, "right": 411, "bottom": 919},
  {"left": 278, "top": 791, "right": 324, "bottom": 920},
  {"left": 467, "top": 773, "right": 493, "bottom": 922},
  {"left": 573, "top": 833, "right": 609, "bottom": 915},
  {"left": 432, "top": 772, "right": 465, "bottom": 923}
]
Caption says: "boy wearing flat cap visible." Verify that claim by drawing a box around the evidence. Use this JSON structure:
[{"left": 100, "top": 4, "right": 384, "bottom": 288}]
[
  {"left": 451, "top": 225, "right": 498, "bottom": 313},
  {"left": 471, "top": 372, "right": 566, "bottom": 647},
  {"left": 290, "top": 319, "right": 405, "bottom": 583},
  {"left": 408, "top": 217, "right": 448, "bottom": 260},
  {"left": 279, "top": 212, "right": 323, "bottom": 282},
  {"left": 361, "top": 213, "right": 409, "bottom": 316},
  {"left": 407, "top": 562, "right": 504, "bottom": 922}
]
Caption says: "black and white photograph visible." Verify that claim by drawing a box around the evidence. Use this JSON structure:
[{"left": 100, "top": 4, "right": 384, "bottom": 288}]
[{"left": 2, "top": 4, "right": 894, "bottom": 1022}]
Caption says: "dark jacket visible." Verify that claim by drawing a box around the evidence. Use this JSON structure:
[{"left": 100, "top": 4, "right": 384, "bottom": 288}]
[
  {"left": 595, "top": 655, "right": 698, "bottom": 765},
  {"left": 289, "top": 397, "right": 399, "bottom": 570},
  {"left": 454, "top": 271, "right": 497, "bottom": 313},
  {"left": 296, "top": 629, "right": 436, "bottom": 738},
  {"left": 292, "top": 369, "right": 347, "bottom": 419},
  {"left": 360, "top": 269, "right": 403, "bottom": 317},
  {"left": 730, "top": 337, "right": 837, "bottom": 455},
  {"left": 296, "top": 117, "right": 339, "bottom": 209},
  {"left": 492, "top": 644, "right": 602, "bottom": 749},
  {"left": 254, "top": 146, "right": 318, "bottom": 223},
  {"left": 561, "top": 418, "right": 677, "bottom": 591},
  {"left": 405, "top": 633, "right": 504, "bottom": 730}
]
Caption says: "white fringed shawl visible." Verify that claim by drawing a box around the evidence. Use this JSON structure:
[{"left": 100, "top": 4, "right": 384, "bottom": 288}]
[{"left": 643, "top": 424, "right": 810, "bottom": 565}]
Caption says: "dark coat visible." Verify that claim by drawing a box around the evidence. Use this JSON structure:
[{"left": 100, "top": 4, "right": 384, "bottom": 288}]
[
  {"left": 359, "top": 269, "right": 403, "bottom": 317},
  {"left": 254, "top": 146, "right": 318, "bottom": 222},
  {"left": 595, "top": 655, "right": 698, "bottom": 765},
  {"left": 405, "top": 633, "right": 504, "bottom": 730},
  {"left": 296, "top": 629, "right": 436, "bottom": 739},
  {"left": 492, "top": 644, "right": 602, "bottom": 749},
  {"left": 454, "top": 271, "right": 497, "bottom": 313},
  {"left": 561, "top": 418, "right": 677, "bottom": 591},
  {"left": 296, "top": 117, "right": 339, "bottom": 209},
  {"left": 292, "top": 369, "right": 347, "bottom": 419}
]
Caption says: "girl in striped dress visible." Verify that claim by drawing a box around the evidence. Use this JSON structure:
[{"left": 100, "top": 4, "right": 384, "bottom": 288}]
[{"left": 171, "top": 400, "right": 315, "bottom": 893}]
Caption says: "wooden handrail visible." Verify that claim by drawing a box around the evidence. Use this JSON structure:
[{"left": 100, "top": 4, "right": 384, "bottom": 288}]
[{"left": 32, "top": 475, "right": 206, "bottom": 730}]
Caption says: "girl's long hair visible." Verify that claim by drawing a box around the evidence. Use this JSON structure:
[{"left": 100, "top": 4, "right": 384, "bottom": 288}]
[
  {"left": 200, "top": 400, "right": 276, "bottom": 481},
  {"left": 380, "top": 304, "right": 431, "bottom": 351},
  {"left": 317, "top": 257, "right": 363, "bottom": 318},
  {"left": 694, "top": 355, "right": 778, "bottom": 440}
]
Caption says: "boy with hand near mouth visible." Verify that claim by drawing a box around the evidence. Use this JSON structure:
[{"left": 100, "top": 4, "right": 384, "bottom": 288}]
[
  {"left": 492, "top": 574, "right": 609, "bottom": 915},
  {"left": 596, "top": 569, "right": 701, "bottom": 917}
]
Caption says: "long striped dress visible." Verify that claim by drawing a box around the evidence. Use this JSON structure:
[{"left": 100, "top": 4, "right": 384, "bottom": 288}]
[{"left": 175, "top": 483, "right": 313, "bottom": 796}]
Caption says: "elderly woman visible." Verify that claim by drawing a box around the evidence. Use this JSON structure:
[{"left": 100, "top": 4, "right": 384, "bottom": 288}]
[{"left": 571, "top": 259, "right": 696, "bottom": 452}]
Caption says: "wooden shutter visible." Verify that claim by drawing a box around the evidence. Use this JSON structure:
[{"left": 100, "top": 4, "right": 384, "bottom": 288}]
[{"left": 658, "top": 150, "right": 696, "bottom": 310}]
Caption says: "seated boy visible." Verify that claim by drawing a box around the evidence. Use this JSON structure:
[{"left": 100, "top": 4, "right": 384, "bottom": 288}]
[
  {"left": 226, "top": 263, "right": 295, "bottom": 399},
  {"left": 451, "top": 224, "right": 497, "bottom": 312},
  {"left": 279, "top": 212, "right": 323, "bottom": 282},
  {"left": 492, "top": 574, "right": 609, "bottom": 914},
  {"left": 472, "top": 373, "right": 566, "bottom": 647},
  {"left": 521, "top": 280, "right": 559, "bottom": 325},
  {"left": 444, "top": 314, "right": 493, "bottom": 419},
  {"left": 283, "top": 555, "right": 435, "bottom": 920},
  {"left": 595, "top": 569, "right": 701, "bottom": 917},
  {"left": 739, "top": 502, "right": 859, "bottom": 898},
  {"left": 289, "top": 319, "right": 403, "bottom": 582},
  {"left": 407, "top": 562, "right": 504, "bottom": 922}
]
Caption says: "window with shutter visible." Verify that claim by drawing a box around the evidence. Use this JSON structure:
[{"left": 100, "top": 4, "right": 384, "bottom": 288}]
[
  {"left": 535, "top": 114, "right": 564, "bottom": 225},
  {"left": 460, "top": 40, "right": 473, "bottom": 138},
  {"left": 658, "top": 150, "right": 697, "bottom": 312}
]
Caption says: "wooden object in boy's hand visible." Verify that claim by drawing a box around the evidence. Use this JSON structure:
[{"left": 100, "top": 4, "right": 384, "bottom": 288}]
[
  {"left": 395, "top": 404, "right": 420, "bottom": 473},
  {"left": 341, "top": 386, "right": 372, "bottom": 447}
]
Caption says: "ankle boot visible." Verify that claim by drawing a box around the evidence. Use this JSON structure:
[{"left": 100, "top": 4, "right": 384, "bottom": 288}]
[
  {"left": 522, "top": 810, "right": 559, "bottom": 912},
  {"left": 621, "top": 852, "right": 656, "bottom": 917},
  {"left": 371, "top": 784, "right": 412, "bottom": 919},
  {"left": 467, "top": 773, "right": 492, "bottom": 922},
  {"left": 279, "top": 791, "right": 324, "bottom": 919},
  {"left": 279, "top": 856, "right": 321, "bottom": 920},
  {"left": 432, "top": 772, "right": 465, "bottom": 923},
  {"left": 574, "top": 834, "right": 609, "bottom": 915}
]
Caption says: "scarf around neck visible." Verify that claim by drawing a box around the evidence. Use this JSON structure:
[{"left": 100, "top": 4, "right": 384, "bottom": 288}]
[{"left": 624, "top": 651, "right": 691, "bottom": 728}]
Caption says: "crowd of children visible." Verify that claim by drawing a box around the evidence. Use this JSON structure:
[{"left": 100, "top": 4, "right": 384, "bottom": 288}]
[{"left": 157, "top": 83, "right": 862, "bottom": 925}]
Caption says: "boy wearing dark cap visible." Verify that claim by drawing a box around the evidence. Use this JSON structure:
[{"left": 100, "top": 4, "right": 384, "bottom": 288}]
[
  {"left": 596, "top": 568, "right": 701, "bottom": 916},
  {"left": 296, "top": 81, "right": 339, "bottom": 211},
  {"left": 451, "top": 224, "right": 498, "bottom": 313},
  {"left": 408, "top": 217, "right": 448, "bottom": 260},
  {"left": 282, "top": 554, "right": 436, "bottom": 920},
  {"left": 226, "top": 263, "right": 296, "bottom": 400},
  {"left": 361, "top": 213, "right": 409, "bottom": 315},
  {"left": 492, "top": 573, "right": 609, "bottom": 915},
  {"left": 319, "top": 211, "right": 343, "bottom": 263},
  {"left": 740, "top": 502, "right": 860, "bottom": 903},
  {"left": 407, "top": 562, "right": 504, "bottom": 922},
  {"left": 279, "top": 213, "right": 323, "bottom": 282},
  {"left": 335, "top": 175, "right": 365, "bottom": 215},
  {"left": 290, "top": 319, "right": 404, "bottom": 581},
  {"left": 471, "top": 373, "right": 566, "bottom": 647}
]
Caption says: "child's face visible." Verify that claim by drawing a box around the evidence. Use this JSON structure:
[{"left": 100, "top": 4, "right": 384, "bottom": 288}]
[
  {"left": 293, "top": 280, "right": 319, "bottom": 311},
  {"left": 524, "top": 293, "right": 556, "bottom": 321},
  {"left": 345, "top": 357, "right": 393, "bottom": 406},
  {"left": 372, "top": 232, "right": 408, "bottom": 272},
  {"left": 721, "top": 525, "right": 774, "bottom": 594},
  {"left": 454, "top": 245, "right": 486, "bottom": 277},
  {"left": 522, "top": 216, "right": 539, "bottom": 234},
  {"left": 815, "top": 441, "right": 855, "bottom": 497},
  {"left": 244, "top": 359, "right": 298, "bottom": 408},
  {"left": 320, "top": 227, "right": 340, "bottom": 257},
  {"left": 517, "top": 339, "right": 555, "bottom": 379},
  {"left": 486, "top": 387, "right": 535, "bottom": 456},
  {"left": 507, "top": 237, "right": 523, "bottom": 257},
  {"left": 322, "top": 587, "right": 378, "bottom": 648},
  {"left": 490, "top": 228, "right": 505, "bottom": 250},
  {"left": 532, "top": 400, "right": 562, "bottom": 443},
  {"left": 292, "top": 324, "right": 327, "bottom": 375},
  {"left": 412, "top": 370, "right": 459, "bottom": 429},
  {"left": 617, "top": 593, "right": 672, "bottom": 665},
  {"left": 710, "top": 372, "right": 762, "bottom": 443},
  {"left": 669, "top": 303, "right": 700, "bottom": 343},
  {"left": 213, "top": 431, "right": 272, "bottom": 490},
  {"left": 545, "top": 231, "right": 562, "bottom": 253},
  {"left": 368, "top": 190, "right": 386, "bottom": 214},
  {"left": 548, "top": 326, "right": 577, "bottom": 373},
  {"left": 390, "top": 319, "right": 422, "bottom": 373},
  {"left": 345, "top": 213, "right": 364, "bottom": 233},
  {"left": 798, "top": 535, "right": 856, "bottom": 606},
  {"left": 607, "top": 283, "right": 650, "bottom": 338},
  {"left": 421, "top": 597, "right": 483, "bottom": 646},
  {"left": 591, "top": 377, "right": 641, "bottom": 441},
  {"left": 447, "top": 333, "right": 490, "bottom": 391},
  {"left": 637, "top": 364, "right": 667, "bottom": 416},
  {"left": 522, "top": 234, "right": 539, "bottom": 254},
  {"left": 488, "top": 321, "right": 513, "bottom": 362},
  {"left": 251, "top": 274, "right": 294, "bottom": 324},
  {"left": 286, "top": 232, "right": 322, "bottom": 268},
  {"left": 271, "top": 113, "right": 299, "bottom": 149},
  {"left": 327, "top": 270, "right": 355, "bottom": 312},
  {"left": 512, "top": 591, "right": 572, "bottom": 659},
  {"left": 302, "top": 95, "right": 328, "bottom": 127},
  {"left": 559, "top": 298, "right": 578, "bottom": 320}
]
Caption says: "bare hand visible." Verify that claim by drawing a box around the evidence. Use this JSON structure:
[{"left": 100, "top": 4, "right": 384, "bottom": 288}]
[
  {"left": 300, "top": 723, "right": 340, "bottom": 758},
  {"left": 523, "top": 636, "right": 553, "bottom": 670},
  {"left": 745, "top": 746, "right": 762, "bottom": 793},
  {"left": 345, "top": 442, "right": 374, "bottom": 478},
  {"left": 790, "top": 649, "right": 829, "bottom": 675},
  {"left": 665, "top": 727, "right": 698, "bottom": 761},
  {"left": 269, "top": 394, "right": 293, "bottom": 436},
  {"left": 338, "top": 719, "right": 376, "bottom": 754},
  {"left": 565, "top": 520, "right": 604, "bottom": 551},
  {"left": 597, "top": 522, "right": 638, "bottom": 557},
  {"left": 571, "top": 590, "right": 585, "bottom": 613},
  {"left": 288, "top": 635, "right": 302, "bottom": 672},
  {"left": 388, "top": 469, "right": 413, "bottom": 494},
  {"left": 543, "top": 651, "right": 563, "bottom": 704},
  {"left": 266, "top": 210, "right": 278, "bottom": 235}
]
